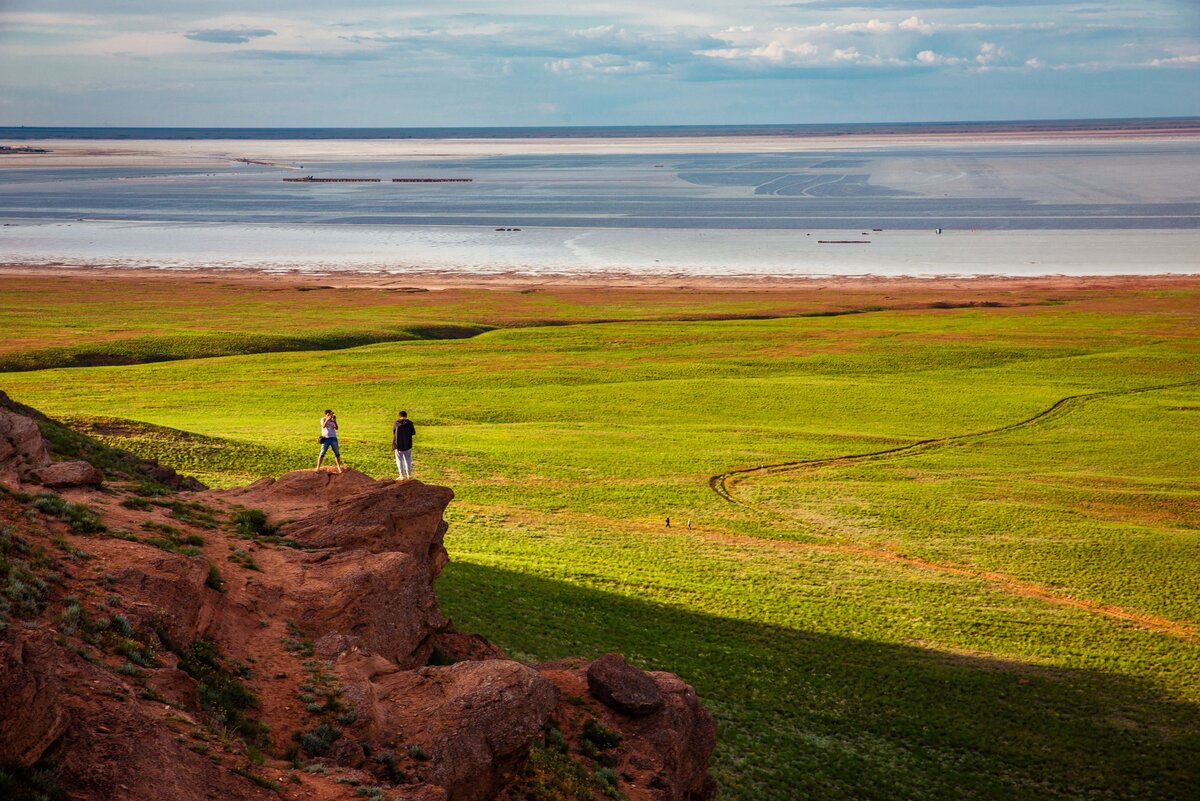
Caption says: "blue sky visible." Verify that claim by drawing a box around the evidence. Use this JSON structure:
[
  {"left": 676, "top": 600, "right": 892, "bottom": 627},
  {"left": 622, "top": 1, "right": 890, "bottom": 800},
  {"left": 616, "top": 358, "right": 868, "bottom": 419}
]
[{"left": 1, "top": 0, "right": 1197, "bottom": 126}]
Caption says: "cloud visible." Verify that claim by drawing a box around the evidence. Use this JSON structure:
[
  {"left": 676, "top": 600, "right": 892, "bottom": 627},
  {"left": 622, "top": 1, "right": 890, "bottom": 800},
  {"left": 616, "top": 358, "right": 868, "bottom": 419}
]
[
  {"left": 898, "top": 16, "right": 935, "bottom": 34},
  {"left": 699, "top": 40, "right": 820, "bottom": 65},
  {"left": 184, "top": 27, "right": 274, "bottom": 44},
  {"left": 916, "top": 49, "right": 966, "bottom": 66},
  {"left": 547, "top": 53, "right": 659, "bottom": 75},
  {"left": 1147, "top": 53, "right": 1200, "bottom": 67},
  {"left": 836, "top": 19, "right": 893, "bottom": 33},
  {"left": 2, "top": 0, "right": 1197, "bottom": 124},
  {"left": 785, "top": 0, "right": 1087, "bottom": 7},
  {"left": 233, "top": 48, "right": 384, "bottom": 63},
  {"left": 975, "top": 41, "right": 1007, "bottom": 66}
]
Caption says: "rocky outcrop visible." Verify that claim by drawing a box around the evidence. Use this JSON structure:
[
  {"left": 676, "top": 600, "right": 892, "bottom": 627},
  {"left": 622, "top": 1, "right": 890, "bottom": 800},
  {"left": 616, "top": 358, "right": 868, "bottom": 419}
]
[
  {"left": 108, "top": 543, "right": 215, "bottom": 651},
  {"left": 0, "top": 405, "right": 51, "bottom": 471},
  {"left": 0, "top": 634, "right": 69, "bottom": 768},
  {"left": 0, "top": 396, "right": 716, "bottom": 801},
  {"left": 285, "top": 545, "right": 447, "bottom": 666},
  {"left": 280, "top": 476, "right": 453, "bottom": 557},
  {"left": 434, "top": 629, "right": 509, "bottom": 663},
  {"left": 221, "top": 471, "right": 453, "bottom": 667},
  {"left": 0, "top": 631, "right": 274, "bottom": 801},
  {"left": 216, "top": 468, "right": 380, "bottom": 516},
  {"left": 539, "top": 659, "right": 717, "bottom": 801},
  {"left": 0, "top": 403, "right": 52, "bottom": 489},
  {"left": 351, "top": 660, "right": 559, "bottom": 801}
]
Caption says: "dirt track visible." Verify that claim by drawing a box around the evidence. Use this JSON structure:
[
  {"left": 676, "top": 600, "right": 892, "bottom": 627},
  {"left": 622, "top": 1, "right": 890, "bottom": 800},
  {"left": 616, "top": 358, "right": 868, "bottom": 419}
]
[{"left": 708, "top": 379, "right": 1200, "bottom": 641}]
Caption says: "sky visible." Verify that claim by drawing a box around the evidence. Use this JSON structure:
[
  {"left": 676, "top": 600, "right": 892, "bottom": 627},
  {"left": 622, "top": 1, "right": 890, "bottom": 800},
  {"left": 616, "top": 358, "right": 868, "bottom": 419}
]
[{"left": 1, "top": 0, "right": 1197, "bottom": 127}]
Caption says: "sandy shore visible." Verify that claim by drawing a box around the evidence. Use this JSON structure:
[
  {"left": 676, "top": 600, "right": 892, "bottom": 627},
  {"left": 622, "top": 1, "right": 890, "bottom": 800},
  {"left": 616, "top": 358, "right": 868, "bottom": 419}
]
[{"left": 5, "top": 262, "right": 1199, "bottom": 293}]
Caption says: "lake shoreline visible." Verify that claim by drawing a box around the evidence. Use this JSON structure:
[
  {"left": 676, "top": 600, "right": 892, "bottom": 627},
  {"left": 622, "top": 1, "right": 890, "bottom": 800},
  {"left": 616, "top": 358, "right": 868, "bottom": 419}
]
[{"left": 5, "top": 262, "right": 1198, "bottom": 292}]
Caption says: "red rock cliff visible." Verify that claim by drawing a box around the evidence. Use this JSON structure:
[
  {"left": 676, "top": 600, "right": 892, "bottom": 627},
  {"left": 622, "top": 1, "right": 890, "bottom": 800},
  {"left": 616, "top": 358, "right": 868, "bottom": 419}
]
[{"left": 0, "top": 397, "right": 716, "bottom": 801}]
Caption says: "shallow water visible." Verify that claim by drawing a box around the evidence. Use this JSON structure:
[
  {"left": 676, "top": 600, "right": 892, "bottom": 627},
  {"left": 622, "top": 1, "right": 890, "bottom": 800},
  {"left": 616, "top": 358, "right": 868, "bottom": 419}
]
[{"left": 2, "top": 134, "right": 1198, "bottom": 276}]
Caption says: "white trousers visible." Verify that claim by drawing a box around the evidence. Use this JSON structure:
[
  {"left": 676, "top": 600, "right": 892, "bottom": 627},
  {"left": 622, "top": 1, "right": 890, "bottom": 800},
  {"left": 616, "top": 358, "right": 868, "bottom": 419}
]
[{"left": 394, "top": 448, "right": 413, "bottom": 478}]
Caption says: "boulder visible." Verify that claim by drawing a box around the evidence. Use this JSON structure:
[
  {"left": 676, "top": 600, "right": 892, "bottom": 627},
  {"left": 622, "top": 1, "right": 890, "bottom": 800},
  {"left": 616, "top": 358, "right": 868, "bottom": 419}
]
[
  {"left": 0, "top": 406, "right": 51, "bottom": 474},
  {"left": 30, "top": 459, "right": 104, "bottom": 488},
  {"left": 358, "top": 660, "right": 558, "bottom": 801},
  {"left": 587, "top": 652, "right": 665, "bottom": 716},
  {"left": 144, "top": 460, "right": 205, "bottom": 491}
]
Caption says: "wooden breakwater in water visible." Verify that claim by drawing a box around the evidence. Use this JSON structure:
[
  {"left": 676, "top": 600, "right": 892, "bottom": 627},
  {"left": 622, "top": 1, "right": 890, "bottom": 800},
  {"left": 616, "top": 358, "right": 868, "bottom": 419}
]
[
  {"left": 393, "top": 178, "right": 473, "bottom": 183},
  {"left": 283, "top": 177, "right": 381, "bottom": 183}
]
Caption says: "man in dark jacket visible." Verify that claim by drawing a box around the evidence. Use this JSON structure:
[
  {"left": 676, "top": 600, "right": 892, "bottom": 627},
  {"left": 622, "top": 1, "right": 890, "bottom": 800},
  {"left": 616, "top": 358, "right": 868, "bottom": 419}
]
[{"left": 392, "top": 410, "right": 416, "bottom": 479}]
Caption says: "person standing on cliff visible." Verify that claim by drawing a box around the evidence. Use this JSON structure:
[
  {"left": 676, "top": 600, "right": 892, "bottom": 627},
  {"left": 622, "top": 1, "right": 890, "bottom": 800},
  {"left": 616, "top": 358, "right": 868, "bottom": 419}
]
[
  {"left": 317, "top": 409, "right": 343, "bottom": 473},
  {"left": 392, "top": 410, "right": 416, "bottom": 480}
]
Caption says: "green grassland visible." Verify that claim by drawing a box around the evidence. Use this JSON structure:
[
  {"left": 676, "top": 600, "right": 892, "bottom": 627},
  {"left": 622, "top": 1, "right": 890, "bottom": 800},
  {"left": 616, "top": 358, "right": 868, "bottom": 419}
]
[{"left": 2, "top": 281, "right": 1199, "bottom": 799}]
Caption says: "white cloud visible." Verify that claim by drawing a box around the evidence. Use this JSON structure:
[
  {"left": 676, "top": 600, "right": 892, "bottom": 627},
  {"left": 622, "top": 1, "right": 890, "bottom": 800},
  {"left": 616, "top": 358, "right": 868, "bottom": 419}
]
[
  {"left": 1147, "top": 53, "right": 1200, "bottom": 67},
  {"left": 836, "top": 19, "right": 893, "bottom": 33},
  {"left": 699, "top": 40, "right": 819, "bottom": 64},
  {"left": 916, "top": 49, "right": 965, "bottom": 66},
  {"left": 899, "top": 16, "right": 936, "bottom": 34},
  {"left": 975, "top": 41, "right": 1008, "bottom": 66},
  {"left": 547, "top": 53, "right": 657, "bottom": 75}
]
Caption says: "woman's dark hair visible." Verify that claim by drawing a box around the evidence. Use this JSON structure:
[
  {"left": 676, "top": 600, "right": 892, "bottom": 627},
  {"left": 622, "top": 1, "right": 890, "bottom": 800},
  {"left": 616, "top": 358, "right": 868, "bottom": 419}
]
[
  {"left": 399, "top": 410, "right": 407, "bottom": 417},
  {"left": 324, "top": 409, "right": 333, "bottom": 415}
]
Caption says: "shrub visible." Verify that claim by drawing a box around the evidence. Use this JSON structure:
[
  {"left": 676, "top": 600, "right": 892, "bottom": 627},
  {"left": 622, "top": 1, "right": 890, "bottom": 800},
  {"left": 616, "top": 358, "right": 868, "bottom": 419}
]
[
  {"left": 298, "top": 722, "right": 341, "bottom": 757},
  {"left": 178, "top": 638, "right": 267, "bottom": 746},
  {"left": 229, "top": 549, "right": 260, "bottom": 571},
  {"left": 232, "top": 509, "right": 276, "bottom": 538},
  {"left": 582, "top": 719, "right": 623, "bottom": 751},
  {"left": 205, "top": 563, "right": 224, "bottom": 592},
  {"left": 594, "top": 766, "right": 622, "bottom": 798},
  {"left": 0, "top": 762, "right": 69, "bottom": 801},
  {"left": 545, "top": 725, "right": 568, "bottom": 753},
  {"left": 33, "top": 493, "right": 105, "bottom": 534}
]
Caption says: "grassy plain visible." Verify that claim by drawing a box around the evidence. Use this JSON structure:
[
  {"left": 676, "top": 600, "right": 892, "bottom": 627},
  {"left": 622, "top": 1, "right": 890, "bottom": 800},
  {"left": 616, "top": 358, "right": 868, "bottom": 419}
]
[{"left": 2, "top": 273, "right": 1199, "bottom": 800}]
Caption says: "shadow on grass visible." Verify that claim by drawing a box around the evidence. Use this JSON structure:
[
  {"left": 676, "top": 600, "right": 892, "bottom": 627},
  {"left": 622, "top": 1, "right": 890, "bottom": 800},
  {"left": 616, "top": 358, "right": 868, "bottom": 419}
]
[
  {"left": 0, "top": 325, "right": 492, "bottom": 372},
  {"left": 437, "top": 561, "right": 1200, "bottom": 801}
]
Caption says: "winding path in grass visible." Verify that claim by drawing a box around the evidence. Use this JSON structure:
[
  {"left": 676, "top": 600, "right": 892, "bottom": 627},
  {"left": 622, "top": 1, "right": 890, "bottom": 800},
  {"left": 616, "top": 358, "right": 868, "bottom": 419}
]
[{"left": 707, "top": 378, "right": 1200, "bottom": 642}]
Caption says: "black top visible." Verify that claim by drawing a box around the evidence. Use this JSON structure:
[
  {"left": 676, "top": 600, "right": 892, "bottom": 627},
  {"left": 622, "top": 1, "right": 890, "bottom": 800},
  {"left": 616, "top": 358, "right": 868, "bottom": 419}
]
[{"left": 392, "top": 418, "right": 416, "bottom": 451}]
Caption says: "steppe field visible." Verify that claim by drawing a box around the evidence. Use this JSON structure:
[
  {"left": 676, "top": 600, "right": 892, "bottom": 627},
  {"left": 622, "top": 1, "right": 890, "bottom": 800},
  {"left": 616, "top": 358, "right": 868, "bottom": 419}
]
[{"left": 2, "top": 272, "right": 1198, "bottom": 800}]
